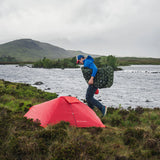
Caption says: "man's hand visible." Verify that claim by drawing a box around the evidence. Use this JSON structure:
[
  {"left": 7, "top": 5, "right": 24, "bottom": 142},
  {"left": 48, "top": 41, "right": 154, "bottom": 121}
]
[{"left": 88, "top": 76, "right": 94, "bottom": 85}]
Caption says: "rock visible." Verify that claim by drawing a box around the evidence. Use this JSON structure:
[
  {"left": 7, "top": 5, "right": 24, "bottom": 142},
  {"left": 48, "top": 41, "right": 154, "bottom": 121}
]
[
  {"left": 45, "top": 88, "right": 51, "bottom": 90},
  {"left": 151, "top": 72, "right": 159, "bottom": 74},
  {"left": 34, "top": 81, "right": 44, "bottom": 85}
]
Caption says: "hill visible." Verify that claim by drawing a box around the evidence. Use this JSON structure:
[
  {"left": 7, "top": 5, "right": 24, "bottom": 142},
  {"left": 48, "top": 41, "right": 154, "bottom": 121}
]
[{"left": 0, "top": 39, "right": 88, "bottom": 62}]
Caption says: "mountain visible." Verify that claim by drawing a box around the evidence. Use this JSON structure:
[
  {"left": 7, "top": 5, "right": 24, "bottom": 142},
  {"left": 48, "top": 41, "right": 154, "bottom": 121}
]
[{"left": 0, "top": 39, "right": 88, "bottom": 62}]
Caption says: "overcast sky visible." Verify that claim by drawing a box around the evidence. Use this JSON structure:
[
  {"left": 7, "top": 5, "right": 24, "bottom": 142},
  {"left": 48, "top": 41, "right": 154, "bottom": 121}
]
[{"left": 0, "top": 0, "right": 160, "bottom": 58}]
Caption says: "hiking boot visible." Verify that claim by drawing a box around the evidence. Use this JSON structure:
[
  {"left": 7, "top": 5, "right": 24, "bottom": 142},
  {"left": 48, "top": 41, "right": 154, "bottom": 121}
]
[{"left": 102, "top": 106, "right": 107, "bottom": 117}]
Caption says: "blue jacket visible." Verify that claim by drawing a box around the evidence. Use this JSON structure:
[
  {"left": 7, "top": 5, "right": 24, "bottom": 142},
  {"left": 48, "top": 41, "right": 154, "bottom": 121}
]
[{"left": 83, "top": 55, "right": 97, "bottom": 77}]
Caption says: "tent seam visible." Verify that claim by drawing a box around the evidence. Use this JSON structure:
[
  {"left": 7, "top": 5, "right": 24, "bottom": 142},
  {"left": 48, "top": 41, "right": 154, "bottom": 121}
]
[{"left": 70, "top": 104, "right": 77, "bottom": 127}]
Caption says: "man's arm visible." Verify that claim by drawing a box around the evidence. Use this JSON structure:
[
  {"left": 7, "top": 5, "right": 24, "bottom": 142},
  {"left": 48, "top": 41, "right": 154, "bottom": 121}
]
[
  {"left": 88, "top": 76, "right": 94, "bottom": 85},
  {"left": 88, "top": 63, "right": 97, "bottom": 85}
]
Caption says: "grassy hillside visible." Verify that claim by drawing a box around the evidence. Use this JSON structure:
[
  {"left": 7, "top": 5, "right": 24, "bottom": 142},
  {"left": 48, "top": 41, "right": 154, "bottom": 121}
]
[
  {"left": 0, "top": 39, "right": 86, "bottom": 62},
  {"left": 0, "top": 80, "right": 160, "bottom": 160}
]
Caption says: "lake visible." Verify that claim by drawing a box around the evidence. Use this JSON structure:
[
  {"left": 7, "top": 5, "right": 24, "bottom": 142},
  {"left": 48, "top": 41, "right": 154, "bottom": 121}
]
[{"left": 0, "top": 65, "right": 160, "bottom": 108}]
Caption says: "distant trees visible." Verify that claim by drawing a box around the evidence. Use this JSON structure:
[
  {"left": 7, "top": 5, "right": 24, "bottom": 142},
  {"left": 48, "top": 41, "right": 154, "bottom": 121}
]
[
  {"left": 33, "top": 55, "right": 118, "bottom": 70},
  {"left": 106, "top": 55, "right": 118, "bottom": 70},
  {"left": 33, "top": 57, "right": 79, "bottom": 68},
  {"left": 94, "top": 55, "right": 118, "bottom": 70},
  {"left": 0, "top": 56, "right": 17, "bottom": 62}
]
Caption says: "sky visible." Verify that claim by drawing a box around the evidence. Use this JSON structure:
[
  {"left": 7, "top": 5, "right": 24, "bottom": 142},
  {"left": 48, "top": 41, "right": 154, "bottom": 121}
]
[{"left": 0, "top": 0, "right": 160, "bottom": 58}]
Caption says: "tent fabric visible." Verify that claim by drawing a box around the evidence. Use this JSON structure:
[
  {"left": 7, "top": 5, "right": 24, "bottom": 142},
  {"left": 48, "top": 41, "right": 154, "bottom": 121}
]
[
  {"left": 63, "top": 96, "right": 80, "bottom": 103},
  {"left": 24, "top": 96, "right": 105, "bottom": 128}
]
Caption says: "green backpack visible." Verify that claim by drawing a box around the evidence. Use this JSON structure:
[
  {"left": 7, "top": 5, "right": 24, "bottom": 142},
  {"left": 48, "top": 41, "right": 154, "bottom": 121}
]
[{"left": 81, "top": 66, "right": 114, "bottom": 88}]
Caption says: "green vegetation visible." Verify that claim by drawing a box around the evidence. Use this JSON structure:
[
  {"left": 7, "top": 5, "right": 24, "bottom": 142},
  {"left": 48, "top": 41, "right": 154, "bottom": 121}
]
[
  {"left": 117, "top": 57, "right": 160, "bottom": 66},
  {"left": 0, "top": 79, "right": 57, "bottom": 112},
  {"left": 0, "top": 56, "right": 18, "bottom": 63},
  {"left": 33, "top": 55, "right": 119, "bottom": 70},
  {"left": 94, "top": 55, "right": 118, "bottom": 70},
  {"left": 0, "top": 80, "right": 160, "bottom": 160},
  {"left": 33, "top": 57, "right": 79, "bottom": 68},
  {"left": 33, "top": 55, "right": 160, "bottom": 71},
  {"left": 94, "top": 56, "right": 160, "bottom": 68}
]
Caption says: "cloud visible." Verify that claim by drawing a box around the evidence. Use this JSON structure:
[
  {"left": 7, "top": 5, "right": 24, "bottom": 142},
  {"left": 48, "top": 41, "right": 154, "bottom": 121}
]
[{"left": 0, "top": 0, "right": 160, "bottom": 57}]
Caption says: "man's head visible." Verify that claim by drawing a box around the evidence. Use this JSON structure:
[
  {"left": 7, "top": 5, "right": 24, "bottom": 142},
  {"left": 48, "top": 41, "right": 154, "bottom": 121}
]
[{"left": 76, "top": 55, "right": 85, "bottom": 64}]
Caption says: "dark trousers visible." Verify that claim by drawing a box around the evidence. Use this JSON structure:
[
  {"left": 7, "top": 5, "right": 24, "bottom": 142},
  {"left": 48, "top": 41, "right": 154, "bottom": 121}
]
[{"left": 86, "top": 85, "right": 104, "bottom": 112}]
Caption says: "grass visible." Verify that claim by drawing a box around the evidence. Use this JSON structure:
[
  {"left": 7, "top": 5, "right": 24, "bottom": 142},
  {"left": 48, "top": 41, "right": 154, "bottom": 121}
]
[
  {"left": 0, "top": 80, "right": 160, "bottom": 160},
  {"left": 0, "top": 79, "right": 57, "bottom": 112}
]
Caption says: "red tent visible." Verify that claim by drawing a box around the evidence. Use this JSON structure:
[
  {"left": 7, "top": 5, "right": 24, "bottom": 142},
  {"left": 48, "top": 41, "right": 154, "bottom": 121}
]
[{"left": 24, "top": 96, "right": 105, "bottom": 128}]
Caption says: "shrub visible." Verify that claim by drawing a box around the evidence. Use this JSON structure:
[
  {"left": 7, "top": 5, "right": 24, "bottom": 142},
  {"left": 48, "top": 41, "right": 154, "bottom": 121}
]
[
  {"left": 123, "top": 128, "right": 145, "bottom": 146},
  {"left": 115, "top": 155, "right": 128, "bottom": 160},
  {"left": 50, "top": 121, "right": 70, "bottom": 130},
  {"left": 127, "top": 113, "right": 140, "bottom": 124},
  {"left": 118, "top": 109, "right": 129, "bottom": 116},
  {"left": 106, "top": 107, "right": 118, "bottom": 114},
  {"left": 49, "top": 135, "right": 104, "bottom": 160},
  {"left": 135, "top": 106, "right": 144, "bottom": 114},
  {"left": 33, "top": 57, "right": 79, "bottom": 68},
  {"left": 144, "top": 138, "right": 160, "bottom": 156},
  {"left": 144, "top": 138, "right": 158, "bottom": 149},
  {"left": 86, "top": 127, "right": 103, "bottom": 135},
  {"left": 111, "top": 117, "right": 122, "bottom": 127}
]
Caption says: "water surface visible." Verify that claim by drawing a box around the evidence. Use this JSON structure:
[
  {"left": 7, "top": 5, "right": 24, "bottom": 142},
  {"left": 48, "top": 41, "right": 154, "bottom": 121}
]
[{"left": 0, "top": 65, "right": 160, "bottom": 108}]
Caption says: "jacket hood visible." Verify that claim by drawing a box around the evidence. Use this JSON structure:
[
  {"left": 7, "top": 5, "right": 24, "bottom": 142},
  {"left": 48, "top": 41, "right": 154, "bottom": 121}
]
[{"left": 86, "top": 55, "right": 94, "bottom": 62}]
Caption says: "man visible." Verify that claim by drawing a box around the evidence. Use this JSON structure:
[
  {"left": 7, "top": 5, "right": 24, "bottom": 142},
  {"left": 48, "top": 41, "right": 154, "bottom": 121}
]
[{"left": 77, "top": 55, "right": 107, "bottom": 117}]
